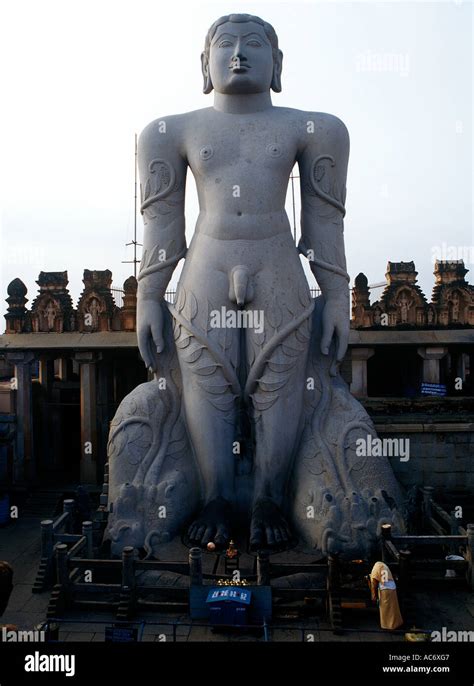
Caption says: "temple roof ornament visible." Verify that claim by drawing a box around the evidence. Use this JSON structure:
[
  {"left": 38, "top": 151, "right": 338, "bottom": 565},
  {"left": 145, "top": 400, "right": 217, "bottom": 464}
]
[{"left": 30, "top": 271, "right": 74, "bottom": 333}]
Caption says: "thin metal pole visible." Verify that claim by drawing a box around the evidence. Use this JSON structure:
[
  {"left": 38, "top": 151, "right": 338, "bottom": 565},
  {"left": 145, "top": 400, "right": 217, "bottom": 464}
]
[
  {"left": 123, "top": 133, "right": 142, "bottom": 277},
  {"left": 134, "top": 133, "right": 138, "bottom": 278},
  {"left": 290, "top": 170, "right": 297, "bottom": 244}
]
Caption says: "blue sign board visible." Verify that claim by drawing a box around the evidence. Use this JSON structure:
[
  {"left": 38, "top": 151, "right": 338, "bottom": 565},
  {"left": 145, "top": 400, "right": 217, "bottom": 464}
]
[
  {"left": 421, "top": 383, "right": 447, "bottom": 397},
  {"left": 105, "top": 626, "right": 140, "bottom": 642},
  {"left": 206, "top": 587, "right": 252, "bottom": 605}
]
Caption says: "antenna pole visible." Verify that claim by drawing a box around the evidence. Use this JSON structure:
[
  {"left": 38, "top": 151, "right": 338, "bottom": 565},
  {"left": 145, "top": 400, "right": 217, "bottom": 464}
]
[
  {"left": 290, "top": 172, "right": 295, "bottom": 244},
  {"left": 123, "top": 132, "right": 142, "bottom": 277},
  {"left": 133, "top": 132, "right": 138, "bottom": 278},
  {"left": 290, "top": 168, "right": 299, "bottom": 244}
]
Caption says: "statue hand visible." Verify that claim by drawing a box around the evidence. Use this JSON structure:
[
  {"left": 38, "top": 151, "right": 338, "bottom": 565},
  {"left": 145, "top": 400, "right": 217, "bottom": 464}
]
[
  {"left": 137, "top": 298, "right": 164, "bottom": 373},
  {"left": 320, "top": 294, "right": 350, "bottom": 373}
]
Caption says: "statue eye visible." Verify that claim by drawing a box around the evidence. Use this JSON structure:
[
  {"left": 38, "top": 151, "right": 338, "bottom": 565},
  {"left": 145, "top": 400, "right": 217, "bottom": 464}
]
[
  {"left": 247, "top": 40, "right": 262, "bottom": 47},
  {"left": 218, "top": 40, "right": 233, "bottom": 48}
]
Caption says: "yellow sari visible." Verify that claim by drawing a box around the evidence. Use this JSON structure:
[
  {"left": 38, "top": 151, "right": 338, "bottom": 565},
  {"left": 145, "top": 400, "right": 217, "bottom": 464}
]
[{"left": 370, "top": 561, "right": 403, "bottom": 630}]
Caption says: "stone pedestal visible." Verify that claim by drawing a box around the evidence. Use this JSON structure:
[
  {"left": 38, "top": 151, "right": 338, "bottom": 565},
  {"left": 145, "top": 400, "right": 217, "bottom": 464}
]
[{"left": 350, "top": 347, "right": 375, "bottom": 398}]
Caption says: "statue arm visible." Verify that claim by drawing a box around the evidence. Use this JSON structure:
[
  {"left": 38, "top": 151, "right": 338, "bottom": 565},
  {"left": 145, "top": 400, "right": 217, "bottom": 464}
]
[
  {"left": 136, "top": 118, "right": 187, "bottom": 371},
  {"left": 297, "top": 113, "right": 350, "bottom": 364},
  {"left": 137, "top": 118, "right": 187, "bottom": 302}
]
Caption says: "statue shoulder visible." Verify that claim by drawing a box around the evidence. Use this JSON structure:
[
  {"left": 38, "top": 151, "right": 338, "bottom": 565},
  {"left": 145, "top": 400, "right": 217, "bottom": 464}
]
[
  {"left": 138, "top": 112, "right": 194, "bottom": 158},
  {"left": 300, "top": 111, "right": 350, "bottom": 157},
  {"left": 300, "top": 111, "right": 349, "bottom": 150},
  {"left": 138, "top": 109, "right": 211, "bottom": 159}
]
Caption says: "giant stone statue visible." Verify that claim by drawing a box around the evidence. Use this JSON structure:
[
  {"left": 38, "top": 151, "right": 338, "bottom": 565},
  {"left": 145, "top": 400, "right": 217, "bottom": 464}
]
[{"left": 105, "top": 13, "right": 405, "bottom": 558}]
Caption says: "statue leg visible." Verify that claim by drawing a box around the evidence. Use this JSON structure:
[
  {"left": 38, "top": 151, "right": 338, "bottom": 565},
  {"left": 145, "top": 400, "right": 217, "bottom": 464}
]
[
  {"left": 244, "top": 260, "right": 314, "bottom": 550},
  {"left": 249, "top": 347, "right": 309, "bottom": 549},
  {"left": 171, "top": 275, "right": 241, "bottom": 549}
]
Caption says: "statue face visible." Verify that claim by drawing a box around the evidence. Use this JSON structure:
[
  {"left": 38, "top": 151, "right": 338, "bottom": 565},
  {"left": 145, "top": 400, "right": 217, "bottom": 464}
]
[{"left": 207, "top": 21, "right": 274, "bottom": 94}]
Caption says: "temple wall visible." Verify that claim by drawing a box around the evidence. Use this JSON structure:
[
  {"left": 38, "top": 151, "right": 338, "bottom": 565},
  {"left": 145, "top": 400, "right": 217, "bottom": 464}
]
[{"left": 376, "top": 425, "right": 474, "bottom": 492}]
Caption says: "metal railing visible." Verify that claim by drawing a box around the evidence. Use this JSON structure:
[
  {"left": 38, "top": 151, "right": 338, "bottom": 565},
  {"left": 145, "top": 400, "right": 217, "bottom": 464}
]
[
  {"left": 111, "top": 287, "right": 322, "bottom": 306},
  {"left": 33, "top": 499, "right": 94, "bottom": 594},
  {"left": 111, "top": 288, "right": 124, "bottom": 308},
  {"left": 39, "top": 617, "right": 431, "bottom": 643}
]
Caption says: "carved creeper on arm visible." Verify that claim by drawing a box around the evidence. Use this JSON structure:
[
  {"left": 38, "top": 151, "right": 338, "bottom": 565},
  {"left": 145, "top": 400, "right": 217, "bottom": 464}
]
[{"left": 297, "top": 114, "right": 350, "bottom": 374}]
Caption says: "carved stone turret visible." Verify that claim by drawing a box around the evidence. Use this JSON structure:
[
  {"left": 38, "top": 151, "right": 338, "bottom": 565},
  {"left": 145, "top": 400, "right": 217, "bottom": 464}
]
[
  {"left": 120, "top": 276, "right": 137, "bottom": 332},
  {"left": 76, "top": 270, "right": 120, "bottom": 332},
  {"left": 431, "top": 260, "right": 474, "bottom": 326},
  {"left": 30, "top": 271, "right": 74, "bottom": 333},
  {"left": 379, "top": 261, "right": 428, "bottom": 326},
  {"left": 358, "top": 261, "right": 428, "bottom": 327},
  {"left": 351, "top": 272, "right": 371, "bottom": 327},
  {"left": 5, "top": 279, "right": 29, "bottom": 333}
]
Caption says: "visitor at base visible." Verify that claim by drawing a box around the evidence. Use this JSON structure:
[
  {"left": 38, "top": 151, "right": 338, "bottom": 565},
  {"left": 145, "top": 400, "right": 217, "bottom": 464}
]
[{"left": 369, "top": 560, "right": 404, "bottom": 630}]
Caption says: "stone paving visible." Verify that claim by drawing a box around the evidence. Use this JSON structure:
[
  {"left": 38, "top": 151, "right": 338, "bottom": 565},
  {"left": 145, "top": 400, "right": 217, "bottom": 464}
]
[{"left": 1, "top": 509, "right": 473, "bottom": 642}]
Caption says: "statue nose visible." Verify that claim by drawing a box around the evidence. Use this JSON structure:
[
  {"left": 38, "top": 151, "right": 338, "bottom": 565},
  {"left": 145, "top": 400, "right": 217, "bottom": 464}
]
[{"left": 232, "top": 51, "right": 247, "bottom": 62}]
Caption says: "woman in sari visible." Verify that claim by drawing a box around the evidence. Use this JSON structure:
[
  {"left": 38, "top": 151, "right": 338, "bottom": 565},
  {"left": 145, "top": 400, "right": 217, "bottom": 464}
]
[{"left": 370, "top": 560, "right": 404, "bottom": 630}]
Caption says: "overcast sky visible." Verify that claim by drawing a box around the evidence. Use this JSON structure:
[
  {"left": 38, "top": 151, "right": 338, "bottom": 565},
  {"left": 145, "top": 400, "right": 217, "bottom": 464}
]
[{"left": 0, "top": 0, "right": 472, "bottom": 318}]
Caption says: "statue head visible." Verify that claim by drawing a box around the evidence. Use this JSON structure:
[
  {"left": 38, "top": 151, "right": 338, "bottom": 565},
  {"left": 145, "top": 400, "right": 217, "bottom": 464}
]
[{"left": 201, "top": 13, "right": 283, "bottom": 95}]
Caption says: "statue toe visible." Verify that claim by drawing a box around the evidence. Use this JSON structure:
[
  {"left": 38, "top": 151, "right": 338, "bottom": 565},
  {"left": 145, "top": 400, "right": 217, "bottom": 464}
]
[
  {"left": 250, "top": 498, "right": 293, "bottom": 551},
  {"left": 187, "top": 498, "right": 232, "bottom": 549}
]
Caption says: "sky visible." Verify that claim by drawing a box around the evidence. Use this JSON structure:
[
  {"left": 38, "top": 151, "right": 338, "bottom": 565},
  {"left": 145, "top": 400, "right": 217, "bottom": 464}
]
[{"left": 0, "top": 0, "right": 472, "bottom": 318}]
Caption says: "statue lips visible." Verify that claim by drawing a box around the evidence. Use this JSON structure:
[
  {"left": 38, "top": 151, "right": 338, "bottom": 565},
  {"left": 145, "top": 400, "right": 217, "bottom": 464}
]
[{"left": 229, "top": 62, "right": 251, "bottom": 74}]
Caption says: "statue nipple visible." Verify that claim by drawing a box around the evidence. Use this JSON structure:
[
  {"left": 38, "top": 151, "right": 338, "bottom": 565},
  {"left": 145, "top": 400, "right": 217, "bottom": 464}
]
[{"left": 228, "top": 265, "right": 254, "bottom": 307}]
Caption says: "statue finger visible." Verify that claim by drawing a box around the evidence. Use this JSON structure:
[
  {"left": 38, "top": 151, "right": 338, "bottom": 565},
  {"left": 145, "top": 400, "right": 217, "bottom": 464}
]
[
  {"left": 151, "top": 321, "right": 164, "bottom": 354},
  {"left": 320, "top": 323, "right": 334, "bottom": 356},
  {"left": 137, "top": 329, "right": 152, "bottom": 369},
  {"left": 273, "top": 527, "right": 282, "bottom": 544},
  {"left": 329, "top": 357, "right": 339, "bottom": 377},
  {"left": 147, "top": 337, "right": 157, "bottom": 373},
  {"left": 140, "top": 327, "right": 156, "bottom": 372}
]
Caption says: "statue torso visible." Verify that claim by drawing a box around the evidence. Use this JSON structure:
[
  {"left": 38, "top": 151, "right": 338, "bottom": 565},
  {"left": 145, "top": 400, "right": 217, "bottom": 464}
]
[{"left": 182, "top": 107, "right": 303, "bottom": 240}]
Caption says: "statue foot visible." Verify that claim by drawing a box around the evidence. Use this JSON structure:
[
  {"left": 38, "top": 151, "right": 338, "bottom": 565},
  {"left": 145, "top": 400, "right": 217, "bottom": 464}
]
[
  {"left": 250, "top": 497, "right": 292, "bottom": 551},
  {"left": 187, "top": 497, "right": 232, "bottom": 549}
]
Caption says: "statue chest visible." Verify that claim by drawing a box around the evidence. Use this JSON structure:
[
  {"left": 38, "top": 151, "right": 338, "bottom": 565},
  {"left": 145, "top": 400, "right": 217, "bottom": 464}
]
[{"left": 187, "top": 126, "right": 296, "bottom": 179}]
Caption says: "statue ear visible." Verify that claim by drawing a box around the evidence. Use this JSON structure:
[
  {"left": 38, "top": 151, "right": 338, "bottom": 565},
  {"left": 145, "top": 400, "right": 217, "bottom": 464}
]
[
  {"left": 271, "top": 49, "right": 283, "bottom": 93},
  {"left": 201, "top": 52, "right": 213, "bottom": 94}
]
